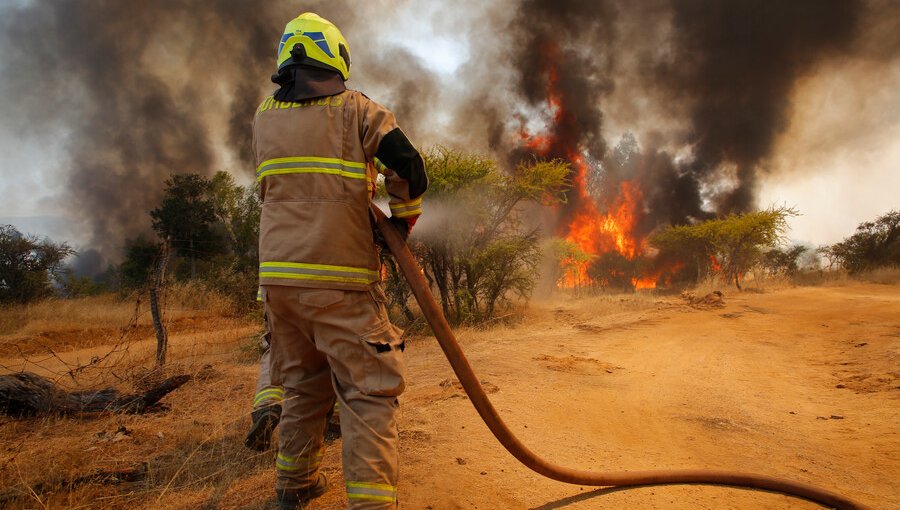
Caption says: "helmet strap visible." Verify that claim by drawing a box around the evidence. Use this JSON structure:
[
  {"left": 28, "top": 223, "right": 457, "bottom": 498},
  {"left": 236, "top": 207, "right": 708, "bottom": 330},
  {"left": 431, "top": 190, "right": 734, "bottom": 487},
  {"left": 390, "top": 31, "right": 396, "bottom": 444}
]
[{"left": 271, "top": 64, "right": 346, "bottom": 103}]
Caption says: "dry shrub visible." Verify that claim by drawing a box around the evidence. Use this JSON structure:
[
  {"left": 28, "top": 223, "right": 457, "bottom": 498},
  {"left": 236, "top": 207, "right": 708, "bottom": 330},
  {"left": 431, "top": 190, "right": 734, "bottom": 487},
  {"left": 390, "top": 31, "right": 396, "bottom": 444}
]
[
  {"left": 0, "top": 282, "right": 240, "bottom": 339},
  {"left": 0, "top": 360, "right": 271, "bottom": 510},
  {"left": 856, "top": 266, "right": 900, "bottom": 285},
  {"left": 790, "top": 269, "right": 849, "bottom": 287},
  {"left": 164, "top": 281, "right": 235, "bottom": 317},
  {"left": 689, "top": 275, "right": 730, "bottom": 296},
  {"left": 580, "top": 292, "right": 659, "bottom": 312},
  {"left": 0, "top": 294, "right": 147, "bottom": 336}
]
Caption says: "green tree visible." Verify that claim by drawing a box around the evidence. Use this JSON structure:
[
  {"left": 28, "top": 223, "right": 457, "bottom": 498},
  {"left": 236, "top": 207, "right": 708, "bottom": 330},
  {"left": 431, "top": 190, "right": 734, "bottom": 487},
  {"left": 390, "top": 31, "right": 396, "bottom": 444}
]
[
  {"left": 822, "top": 210, "right": 900, "bottom": 273},
  {"left": 0, "top": 225, "right": 73, "bottom": 303},
  {"left": 651, "top": 207, "right": 797, "bottom": 289},
  {"left": 404, "top": 147, "right": 569, "bottom": 325},
  {"left": 586, "top": 251, "right": 641, "bottom": 292},
  {"left": 762, "top": 245, "right": 808, "bottom": 276},
  {"left": 650, "top": 222, "right": 716, "bottom": 279},
  {"left": 546, "top": 238, "right": 592, "bottom": 290},
  {"left": 150, "top": 174, "right": 225, "bottom": 278},
  {"left": 59, "top": 272, "right": 108, "bottom": 298},
  {"left": 209, "top": 171, "right": 260, "bottom": 271},
  {"left": 119, "top": 236, "right": 162, "bottom": 290}
]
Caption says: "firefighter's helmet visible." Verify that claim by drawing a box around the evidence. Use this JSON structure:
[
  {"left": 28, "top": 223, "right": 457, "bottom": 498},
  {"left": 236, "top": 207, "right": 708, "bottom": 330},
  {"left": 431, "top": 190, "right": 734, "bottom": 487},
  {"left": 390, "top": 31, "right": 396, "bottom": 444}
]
[{"left": 276, "top": 13, "right": 351, "bottom": 81}]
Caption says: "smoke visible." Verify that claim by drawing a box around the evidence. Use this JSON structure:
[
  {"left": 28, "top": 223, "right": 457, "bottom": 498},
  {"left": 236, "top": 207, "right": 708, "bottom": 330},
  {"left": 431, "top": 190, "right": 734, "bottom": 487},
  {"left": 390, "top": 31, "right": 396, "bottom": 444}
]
[
  {"left": 493, "top": 0, "right": 875, "bottom": 239},
  {"left": 658, "top": 0, "right": 864, "bottom": 213},
  {"left": 0, "top": 0, "right": 897, "bottom": 269},
  {"left": 0, "top": 1, "right": 291, "bottom": 262}
]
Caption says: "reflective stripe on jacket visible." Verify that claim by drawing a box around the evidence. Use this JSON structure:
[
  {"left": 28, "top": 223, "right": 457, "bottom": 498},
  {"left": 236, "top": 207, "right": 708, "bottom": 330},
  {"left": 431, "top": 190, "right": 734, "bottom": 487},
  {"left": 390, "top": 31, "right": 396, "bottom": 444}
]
[{"left": 252, "top": 90, "right": 426, "bottom": 291}]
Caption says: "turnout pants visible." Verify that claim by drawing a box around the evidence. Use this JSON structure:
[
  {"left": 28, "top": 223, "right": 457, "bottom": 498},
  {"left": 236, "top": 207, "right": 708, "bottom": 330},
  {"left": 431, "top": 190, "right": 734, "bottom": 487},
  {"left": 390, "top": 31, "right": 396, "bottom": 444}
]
[
  {"left": 252, "top": 329, "right": 284, "bottom": 410},
  {"left": 263, "top": 285, "right": 406, "bottom": 509}
]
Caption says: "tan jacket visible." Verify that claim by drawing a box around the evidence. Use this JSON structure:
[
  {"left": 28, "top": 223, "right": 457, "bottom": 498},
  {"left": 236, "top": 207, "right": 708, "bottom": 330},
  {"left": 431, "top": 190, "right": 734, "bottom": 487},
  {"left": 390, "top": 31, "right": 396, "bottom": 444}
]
[{"left": 252, "top": 90, "right": 425, "bottom": 291}]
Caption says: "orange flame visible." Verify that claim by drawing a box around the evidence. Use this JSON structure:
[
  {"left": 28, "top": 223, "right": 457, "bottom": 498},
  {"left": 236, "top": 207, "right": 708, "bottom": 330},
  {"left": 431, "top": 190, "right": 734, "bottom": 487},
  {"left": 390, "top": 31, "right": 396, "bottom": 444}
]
[{"left": 521, "top": 43, "right": 687, "bottom": 290}]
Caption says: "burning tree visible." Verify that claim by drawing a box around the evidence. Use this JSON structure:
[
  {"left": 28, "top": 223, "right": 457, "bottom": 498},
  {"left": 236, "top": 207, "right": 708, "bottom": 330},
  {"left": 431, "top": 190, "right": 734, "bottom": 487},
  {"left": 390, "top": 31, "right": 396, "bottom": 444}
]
[
  {"left": 398, "top": 147, "right": 569, "bottom": 325},
  {"left": 651, "top": 207, "right": 798, "bottom": 290}
]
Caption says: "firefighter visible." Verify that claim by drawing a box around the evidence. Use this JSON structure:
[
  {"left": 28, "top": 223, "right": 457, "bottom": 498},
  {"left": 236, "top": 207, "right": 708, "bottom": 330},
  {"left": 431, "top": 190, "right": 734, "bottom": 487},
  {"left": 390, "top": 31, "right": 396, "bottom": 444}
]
[
  {"left": 244, "top": 320, "right": 282, "bottom": 451},
  {"left": 253, "top": 12, "right": 427, "bottom": 510},
  {"left": 244, "top": 316, "right": 340, "bottom": 452}
]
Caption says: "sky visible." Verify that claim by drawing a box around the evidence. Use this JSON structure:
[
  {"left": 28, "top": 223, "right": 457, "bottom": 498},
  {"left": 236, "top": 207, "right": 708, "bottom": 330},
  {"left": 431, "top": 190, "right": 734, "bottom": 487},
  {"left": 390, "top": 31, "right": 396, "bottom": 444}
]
[{"left": 0, "top": 0, "right": 897, "bottom": 254}]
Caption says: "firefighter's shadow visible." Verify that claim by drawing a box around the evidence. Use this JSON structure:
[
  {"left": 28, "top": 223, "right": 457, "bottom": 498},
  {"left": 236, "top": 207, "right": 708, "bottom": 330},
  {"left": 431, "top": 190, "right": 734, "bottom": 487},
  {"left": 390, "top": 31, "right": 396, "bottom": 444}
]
[
  {"left": 530, "top": 484, "right": 781, "bottom": 509},
  {"left": 529, "top": 485, "right": 678, "bottom": 509}
]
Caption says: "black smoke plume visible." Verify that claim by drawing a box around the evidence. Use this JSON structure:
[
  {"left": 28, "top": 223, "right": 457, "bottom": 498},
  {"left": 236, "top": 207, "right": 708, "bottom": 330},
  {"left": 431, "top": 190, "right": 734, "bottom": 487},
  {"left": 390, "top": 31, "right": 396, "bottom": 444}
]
[
  {"left": 503, "top": 0, "right": 870, "bottom": 238},
  {"left": 0, "top": 1, "right": 289, "bottom": 261},
  {"left": 1, "top": 0, "right": 896, "bottom": 267},
  {"left": 0, "top": 1, "right": 438, "bottom": 265},
  {"left": 659, "top": 0, "right": 864, "bottom": 213}
]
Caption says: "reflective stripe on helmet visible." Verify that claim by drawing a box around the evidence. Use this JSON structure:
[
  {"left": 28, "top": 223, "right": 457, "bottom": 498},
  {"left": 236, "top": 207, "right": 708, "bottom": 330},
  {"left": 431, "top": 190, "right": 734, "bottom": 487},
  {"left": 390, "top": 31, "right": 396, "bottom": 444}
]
[
  {"left": 259, "top": 261, "right": 379, "bottom": 285},
  {"left": 345, "top": 481, "right": 397, "bottom": 503},
  {"left": 256, "top": 156, "right": 366, "bottom": 182},
  {"left": 277, "top": 13, "right": 350, "bottom": 80}
]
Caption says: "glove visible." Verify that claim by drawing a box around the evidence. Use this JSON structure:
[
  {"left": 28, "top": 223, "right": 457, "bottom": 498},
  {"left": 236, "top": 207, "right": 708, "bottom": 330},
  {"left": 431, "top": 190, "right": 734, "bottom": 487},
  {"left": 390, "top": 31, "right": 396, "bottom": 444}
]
[
  {"left": 389, "top": 216, "right": 411, "bottom": 241},
  {"left": 375, "top": 216, "right": 411, "bottom": 251}
]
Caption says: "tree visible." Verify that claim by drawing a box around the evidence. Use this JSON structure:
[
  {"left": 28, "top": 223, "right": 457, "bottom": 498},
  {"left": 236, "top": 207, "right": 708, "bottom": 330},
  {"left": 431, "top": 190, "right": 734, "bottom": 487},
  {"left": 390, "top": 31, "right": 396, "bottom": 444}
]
[
  {"left": 59, "top": 272, "right": 107, "bottom": 298},
  {"left": 546, "top": 238, "right": 592, "bottom": 290},
  {"left": 822, "top": 210, "right": 900, "bottom": 273},
  {"left": 402, "top": 147, "right": 569, "bottom": 325},
  {"left": 761, "top": 245, "right": 808, "bottom": 276},
  {"left": 712, "top": 208, "right": 797, "bottom": 289},
  {"left": 209, "top": 171, "right": 260, "bottom": 271},
  {"left": 150, "top": 174, "right": 225, "bottom": 278},
  {"left": 650, "top": 207, "right": 797, "bottom": 289},
  {"left": 0, "top": 225, "right": 73, "bottom": 303},
  {"left": 650, "top": 222, "right": 716, "bottom": 280},
  {"left": 586, "top": 251, "right": 641, "bottom": 292},
  {"left": 119, "top": 236, "right": 162, "bottom": 290}
]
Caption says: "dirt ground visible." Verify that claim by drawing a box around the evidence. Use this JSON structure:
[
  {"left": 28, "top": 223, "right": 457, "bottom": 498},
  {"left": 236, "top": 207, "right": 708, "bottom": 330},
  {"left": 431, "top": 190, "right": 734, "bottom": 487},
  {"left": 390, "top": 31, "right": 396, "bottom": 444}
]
[{"left": 1, "top": 280, "right": 898, "bottom": 509}]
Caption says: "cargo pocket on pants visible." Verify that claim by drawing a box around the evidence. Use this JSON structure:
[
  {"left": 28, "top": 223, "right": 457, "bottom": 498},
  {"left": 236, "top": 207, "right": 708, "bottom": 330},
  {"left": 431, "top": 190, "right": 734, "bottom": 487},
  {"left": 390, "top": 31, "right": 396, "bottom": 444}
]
[{"left": 357, "top": 321, "right": 406, "bottom": 397}]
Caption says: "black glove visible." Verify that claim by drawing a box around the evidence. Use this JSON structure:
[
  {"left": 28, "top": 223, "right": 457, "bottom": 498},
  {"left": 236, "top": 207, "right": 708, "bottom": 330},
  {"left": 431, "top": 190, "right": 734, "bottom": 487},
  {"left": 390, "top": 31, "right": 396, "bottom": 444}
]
[
  {"left": 375, "top": 216, "right": 411, "bottom": 251},
  {"left": 389, "top": 216, "right": 411, "bottom": 241}
]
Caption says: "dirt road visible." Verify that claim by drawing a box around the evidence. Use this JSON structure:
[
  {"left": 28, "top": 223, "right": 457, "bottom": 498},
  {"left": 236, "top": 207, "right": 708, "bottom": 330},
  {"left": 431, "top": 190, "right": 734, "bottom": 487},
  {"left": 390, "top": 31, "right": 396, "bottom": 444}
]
[
  {"left": 1, "top": 282, "right": 897, "bottom": 509},
  {"left": 373, "top": 282, "right": 898, "bottom": 509}
]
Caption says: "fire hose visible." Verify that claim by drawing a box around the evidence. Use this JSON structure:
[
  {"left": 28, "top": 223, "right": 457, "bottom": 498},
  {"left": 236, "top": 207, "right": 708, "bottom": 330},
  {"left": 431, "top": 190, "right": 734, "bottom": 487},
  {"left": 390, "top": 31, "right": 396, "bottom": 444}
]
[{"left": 371, "top": 204, "right": 869, "bottom": 510}]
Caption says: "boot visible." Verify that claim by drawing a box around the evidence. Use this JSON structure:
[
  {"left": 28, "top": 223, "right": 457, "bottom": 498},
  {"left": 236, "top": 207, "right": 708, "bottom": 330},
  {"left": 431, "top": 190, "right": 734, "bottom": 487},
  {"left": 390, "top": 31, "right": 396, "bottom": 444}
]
[
  {"left": 244, "top": 404, "right": 281, "bottom": 451},
  {"left": 276, "top": 473, "right": 328, "bottom": 509}
]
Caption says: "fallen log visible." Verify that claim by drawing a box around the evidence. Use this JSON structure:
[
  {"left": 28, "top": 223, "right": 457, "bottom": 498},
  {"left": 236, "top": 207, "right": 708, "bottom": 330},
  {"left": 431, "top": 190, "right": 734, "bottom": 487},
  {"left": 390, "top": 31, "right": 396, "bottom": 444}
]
[
  {"left": 0, "top": 372, "right": 191, "bottom": 417},
  {"left": 0, "top": 462, "right": 147, "bottom": 505}
]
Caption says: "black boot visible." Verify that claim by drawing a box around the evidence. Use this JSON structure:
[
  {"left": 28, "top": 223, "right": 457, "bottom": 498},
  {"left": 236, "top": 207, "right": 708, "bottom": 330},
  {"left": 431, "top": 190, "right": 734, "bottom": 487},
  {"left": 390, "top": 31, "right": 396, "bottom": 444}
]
[
  {"left": 244, "top": 404, "right": 281, "bottom": 451},
  {"left": 276, "top": 473, "right": 328, "bottom": 509}
]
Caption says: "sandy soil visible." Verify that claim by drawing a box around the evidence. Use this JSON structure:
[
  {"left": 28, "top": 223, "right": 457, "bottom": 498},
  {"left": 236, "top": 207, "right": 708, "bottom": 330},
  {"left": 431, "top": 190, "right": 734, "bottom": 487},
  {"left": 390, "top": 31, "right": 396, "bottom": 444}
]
[
  {"left": 1, "top": 281, "right": 897, "bottom": 509},
  {"left": 387, "top": 282, "right": 899, "bottom": 509}
]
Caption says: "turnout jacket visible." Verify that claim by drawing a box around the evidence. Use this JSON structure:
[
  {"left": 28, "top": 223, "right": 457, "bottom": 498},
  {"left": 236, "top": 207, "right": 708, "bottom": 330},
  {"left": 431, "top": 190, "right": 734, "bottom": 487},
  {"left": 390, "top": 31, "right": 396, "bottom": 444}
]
[{"left": 252, "top": 90, "right": 427, "bottom": 291}]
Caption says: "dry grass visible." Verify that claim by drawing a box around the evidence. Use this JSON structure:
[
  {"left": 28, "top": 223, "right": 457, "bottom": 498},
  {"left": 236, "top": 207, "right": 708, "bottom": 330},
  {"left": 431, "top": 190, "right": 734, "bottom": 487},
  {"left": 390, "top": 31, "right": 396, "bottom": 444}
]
[
  {"left": 0, "top": 284, "right": 271, "bottom": 509},
  {"left": 0, "top": 283, "right": 257, "bottom": 370},
  {"left": 0, "top": 282, "right": 240, "bottom": 338},
  {"left": 0, "top": 294, "right": 145, "bottom": 337},
  {"left": 684, "top": 275, "right": 730, "bottom": 296},
  {"left": 855, "top": 265, "right": 900, "bottom": 285}
]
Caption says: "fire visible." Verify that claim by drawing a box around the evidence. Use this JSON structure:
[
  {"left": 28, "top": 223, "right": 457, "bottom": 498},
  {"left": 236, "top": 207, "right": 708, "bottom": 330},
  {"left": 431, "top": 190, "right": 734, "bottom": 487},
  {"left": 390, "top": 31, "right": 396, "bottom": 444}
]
[
  {"left": 520, "top": 43, "right": 680, "bottom": 290},
  {"left": 560, "top": 180, "right": 650, "bottom": 288},
  {"left": 566, "top": 179, "right": 642, "bottom": 259}
]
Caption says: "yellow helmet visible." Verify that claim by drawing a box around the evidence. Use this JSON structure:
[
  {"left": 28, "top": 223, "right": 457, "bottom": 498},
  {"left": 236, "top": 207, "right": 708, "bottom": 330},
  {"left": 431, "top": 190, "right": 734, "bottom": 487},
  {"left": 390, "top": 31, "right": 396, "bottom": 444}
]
[{"left": 276, "top": 13, "right": 351, "bottom": 81}]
